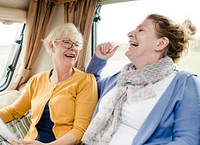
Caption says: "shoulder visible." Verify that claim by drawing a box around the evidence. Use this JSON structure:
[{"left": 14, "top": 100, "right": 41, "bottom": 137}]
[
  {"left": 174, "top": 71, "right": 200, "bottom": 107},
  {"left": 173, "top": 70, "right": 198, "bottom": 83},
  {"left": 165, "top": 70, "right": 200, "bottom": 95},
  {"left": 73, "top": 68, "right": 96, "bottom": 81},
  {"left": 27, "top": 70, "right": 50, "bottom": 84},
  {"left": 172, "top": 70, "right": 200, "bottom": 94}
]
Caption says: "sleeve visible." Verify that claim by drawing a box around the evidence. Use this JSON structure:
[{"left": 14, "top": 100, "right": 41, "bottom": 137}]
[
  {"left": 0, "top": 77, "right": 35, "bottom": 123},
  {"left": 69, "top": 74, "right": 98, "bottom": 144},
  {"left": 86, "top": 55, "right": 120, "bottom": 98},
  {"left": 168, "top": 75, "right": 200, "bottom": 145},
  {"left": 86, "top": 54, "right": 107, "bottom": 81}
]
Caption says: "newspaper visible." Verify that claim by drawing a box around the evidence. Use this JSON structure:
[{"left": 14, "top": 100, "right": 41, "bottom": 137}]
[{"left": 0, "top": 118, "right": 20, "bottom": 143}]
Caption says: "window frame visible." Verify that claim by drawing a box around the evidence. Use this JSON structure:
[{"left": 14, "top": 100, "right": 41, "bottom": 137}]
[{"left": 0, "top": 24, "right": 25, "bottom": 91}]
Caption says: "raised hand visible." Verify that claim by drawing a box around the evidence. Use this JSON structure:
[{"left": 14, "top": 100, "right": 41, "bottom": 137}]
[{"left": 95, "top": 42, "right": 119, "bottom": 60}]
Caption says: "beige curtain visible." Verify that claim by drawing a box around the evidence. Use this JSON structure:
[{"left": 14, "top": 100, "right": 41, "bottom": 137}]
[
  {"left": 49, "top": 0, "right": 77, "bottom": 3},
  {"left": 64, "top": 0, "right": 97, "bottom": 71},
  {"left": 7, "top": 0, "right": 57, "bottom": 90}
]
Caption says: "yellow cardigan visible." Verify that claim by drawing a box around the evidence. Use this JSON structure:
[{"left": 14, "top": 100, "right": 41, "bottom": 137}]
[{"left": 0, "top": 68, "right": 98, "bottom": 144}]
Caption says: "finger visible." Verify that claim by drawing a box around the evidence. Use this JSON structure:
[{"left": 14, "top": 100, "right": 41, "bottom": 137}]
[
  {"left": 95, "top": 42, "right": 119, "bottom": 60},
  {"left": 103, "top": 42, "right": 116, "bottom": 54},
  {"left": 101, "top": 43, "right": 110, "bottom": 54},
  {"left": 20, "top": 139, "right": 35, "bottom": 144},
  {"left": 96, "top": 43, "right": 105, "bottom": 54},
  {"left": 108, "top": 44, "right": 119, "bottom": 53},
  {"left": 7, "top": 139, "right": 21, "bottom": 145}
]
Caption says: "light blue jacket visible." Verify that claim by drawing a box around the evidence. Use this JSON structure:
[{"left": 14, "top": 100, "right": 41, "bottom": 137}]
[{"left": 86, "top": 55, "right": 200, "bottom": 145}]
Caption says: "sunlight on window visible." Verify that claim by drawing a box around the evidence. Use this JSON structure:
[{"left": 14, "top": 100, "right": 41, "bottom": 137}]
[
  {"left": 98, "top": 0, "right": 200, "bottom": 43},
  {"left": 0, "top": 22, "right": 19, "bottom": 45},
  {"left": 0, "top": 22, "right": 23, "bottom": 83}
]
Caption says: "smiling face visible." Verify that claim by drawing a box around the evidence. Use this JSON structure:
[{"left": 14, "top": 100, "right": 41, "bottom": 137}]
[
  {"left": 50, "top": 33, "right": 82, "bottom": 69},
  {"left": 125, "top": 18, "right": 167, "bottom": 69}
]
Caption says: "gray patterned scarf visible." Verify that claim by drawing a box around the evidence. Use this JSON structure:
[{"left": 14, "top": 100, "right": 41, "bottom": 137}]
[{"left": 82, "top": 56, "right": 174, "bottom": 145}]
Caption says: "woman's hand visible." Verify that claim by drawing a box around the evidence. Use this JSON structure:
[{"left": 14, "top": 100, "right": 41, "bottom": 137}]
[
  {"left": 8, "top": 139, "right": 45, "bottom": 145},
  {"left": 95, "top": 42, "right": 119, "bottom": 60}
]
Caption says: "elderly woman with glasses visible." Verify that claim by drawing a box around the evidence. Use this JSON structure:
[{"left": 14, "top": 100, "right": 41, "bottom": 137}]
[{"left": 0, "top": 23, "right": 98, "bottom": 145}]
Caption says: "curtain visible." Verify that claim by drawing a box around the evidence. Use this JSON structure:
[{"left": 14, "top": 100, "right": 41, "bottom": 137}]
[
  {"left": 7, "top": 0, "right": 57, "bottom": 90},
  {"left": 49, "top": 0, "right": 77, "bottom": 3},
  {"left": 7, "top": 0, "right": 97, "bottom": 90},
  {"left": 64, "top": 0, "right": 97, "bottom": 71}
]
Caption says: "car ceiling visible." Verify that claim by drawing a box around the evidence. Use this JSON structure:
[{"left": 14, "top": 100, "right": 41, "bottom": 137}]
[{"left": 0, "top": 0, "right": 30, "bottom": 10}]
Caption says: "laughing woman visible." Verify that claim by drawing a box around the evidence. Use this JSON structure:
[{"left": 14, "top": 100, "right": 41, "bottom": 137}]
[
  {"left": 0, "top": 23, "right": 98, "bottom": 145},
  {"left": 82, "top": 14, "right": 200, "bottom": 145}
]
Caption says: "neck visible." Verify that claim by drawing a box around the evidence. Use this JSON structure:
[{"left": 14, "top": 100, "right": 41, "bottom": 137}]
[
  {"left": 130, "top": 54, "right": 162, "bottom": 69},
  {"left": 50, "top": 68, "right": 73, "bottom": 84}
]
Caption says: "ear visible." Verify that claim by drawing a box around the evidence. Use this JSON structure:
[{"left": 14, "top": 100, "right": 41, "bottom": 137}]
[
  {"left": 155, "top": 37, "right": 169, "bottom": 51},
  {"left": 49, "top": 41, "right": 55, "bottom": 53}
]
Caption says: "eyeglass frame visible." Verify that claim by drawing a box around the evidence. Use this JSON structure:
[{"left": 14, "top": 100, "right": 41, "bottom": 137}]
[{"left": 53, "top": 39, "right": 83, "bottom": 51}]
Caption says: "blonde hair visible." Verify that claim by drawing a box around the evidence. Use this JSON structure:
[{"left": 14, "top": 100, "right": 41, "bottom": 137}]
[{"left": 43, "top": 23, "right": 83, "bottom": 54}]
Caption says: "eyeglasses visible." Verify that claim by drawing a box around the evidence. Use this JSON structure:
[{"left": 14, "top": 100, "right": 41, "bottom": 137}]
[{"left": 53, "top": 39, "right": 83, "bottom": 51}]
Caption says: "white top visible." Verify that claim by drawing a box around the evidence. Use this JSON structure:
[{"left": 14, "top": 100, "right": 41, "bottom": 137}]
[{"left": 98, "top": 73, "right": 176, "bottom": 145}]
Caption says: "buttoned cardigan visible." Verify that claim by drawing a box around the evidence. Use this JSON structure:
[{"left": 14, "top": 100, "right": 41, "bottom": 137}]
[{"left": 0, "top": 68, "right": 98, "bottom": 144}]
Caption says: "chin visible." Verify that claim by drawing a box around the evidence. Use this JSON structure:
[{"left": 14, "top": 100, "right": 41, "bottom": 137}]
[{"left": 125, "top": 50, "right": 132, "bottom": 58}]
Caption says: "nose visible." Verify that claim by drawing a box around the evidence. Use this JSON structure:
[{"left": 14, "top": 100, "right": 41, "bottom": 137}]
[
  {"left": 127, "top": 30, "right": 135, "bottom": 38},
  {"left": 68, "top": 44, "right": 77, "bottom": 51}
]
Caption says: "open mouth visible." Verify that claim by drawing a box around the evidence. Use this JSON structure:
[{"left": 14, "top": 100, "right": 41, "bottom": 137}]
[
  {"left": 129, "top": 41, "right": 138, "bottom": 47},
  {"left": 65, "top": 54, "right": 76, "bottom": 58}
]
